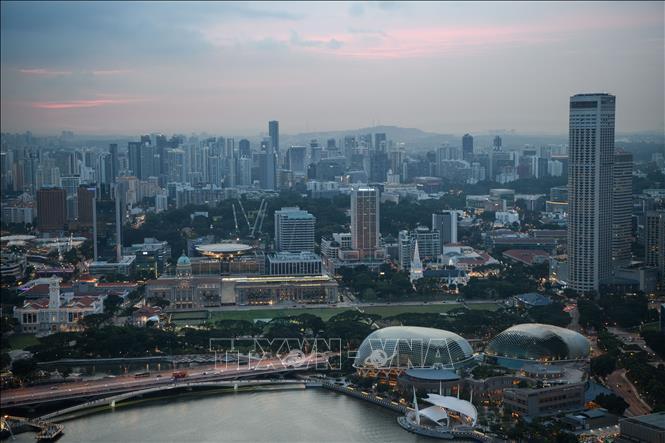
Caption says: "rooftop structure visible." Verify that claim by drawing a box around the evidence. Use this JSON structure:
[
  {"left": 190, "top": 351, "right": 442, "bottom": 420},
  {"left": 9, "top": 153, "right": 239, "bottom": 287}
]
[
  {"left": 485, "top": 323, "right": 590, "bottom": 369},
  {"left": 354, "top": 326, "right": 475, "bottom": 375},
  {"left": 502, "top": 249, "right": 550, "bottom": 266}
]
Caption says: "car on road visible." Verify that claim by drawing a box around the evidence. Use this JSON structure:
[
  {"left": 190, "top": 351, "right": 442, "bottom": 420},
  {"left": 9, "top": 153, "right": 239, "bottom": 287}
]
[{"left": 49, "top": 386, "right": 58, "bottom": 391}]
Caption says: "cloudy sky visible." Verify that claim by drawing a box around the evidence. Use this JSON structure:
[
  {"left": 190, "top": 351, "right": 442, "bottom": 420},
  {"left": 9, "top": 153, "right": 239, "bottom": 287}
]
[{"left": 1, "top": 1, "right": 663, "bottom": 136}]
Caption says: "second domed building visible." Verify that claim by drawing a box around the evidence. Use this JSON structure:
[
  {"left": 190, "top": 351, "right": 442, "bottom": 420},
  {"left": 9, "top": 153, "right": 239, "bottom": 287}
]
[{"left": 485, "top": 323, "right": 590, "bottom": 369}]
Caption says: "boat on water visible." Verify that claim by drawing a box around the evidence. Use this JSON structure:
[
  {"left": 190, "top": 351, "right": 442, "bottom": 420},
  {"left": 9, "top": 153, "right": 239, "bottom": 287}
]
[{"left": 36, "top": 423, "right": 64, "bottom": 442}]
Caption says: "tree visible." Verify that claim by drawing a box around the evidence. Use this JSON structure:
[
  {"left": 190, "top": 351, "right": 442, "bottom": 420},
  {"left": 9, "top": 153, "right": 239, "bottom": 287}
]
[
  {"left": 0, "top": 352, "right": 11, "bottom": 370},
  {"left": 79, "top": 313, "right": 112, "bottom": 329},
  {"left": 60, "top": 366, "right": 72, "bottom": 380},
  {"left": 63, "top": 248, "right": 79, "bottom": 266},
  {"left": 595, "top": 393, "right": 629, "bottom": 415},
  {"left": 590, "top": 354, "right": 616, "bottom": 378},
  {"left": 103, "top": 294, "right": 124, "bottom": 315},
  {"left": 11, "top": 357, "right": 38, "bottom": 382}
]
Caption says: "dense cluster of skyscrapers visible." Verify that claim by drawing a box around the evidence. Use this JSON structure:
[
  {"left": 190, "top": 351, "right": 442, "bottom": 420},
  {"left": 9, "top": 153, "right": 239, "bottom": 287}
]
[{"left": 1, "top": 93, "right": 664, "bottom": 291}]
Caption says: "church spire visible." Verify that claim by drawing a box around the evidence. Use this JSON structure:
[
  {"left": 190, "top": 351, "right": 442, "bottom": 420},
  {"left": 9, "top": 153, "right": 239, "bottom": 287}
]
[{"left": 410, "top": 240, "right": 423, "bottom": 283}]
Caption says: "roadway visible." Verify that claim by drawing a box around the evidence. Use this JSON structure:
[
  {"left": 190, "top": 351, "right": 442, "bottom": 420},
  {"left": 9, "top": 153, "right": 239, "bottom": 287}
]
[
  {"left": 606, "top": 369, "right": 652, "bottom": 417},
  {"left": 205, "top": 299, "right": 499, "bottom": 312},
  {"left": 1, "top": 354, "right": 328, "bottom": 408}
]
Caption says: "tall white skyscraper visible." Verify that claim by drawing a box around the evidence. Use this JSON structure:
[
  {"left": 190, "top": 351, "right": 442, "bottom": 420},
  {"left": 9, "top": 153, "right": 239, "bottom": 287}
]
[
  {"left": 274, "top": 207, "right": 316, "bottom": 253},
  {"left": 567, "top": 93, "right": 615, "bottom": 292},
  {"left": 351, "top": 186, "right": 380, "bottom": 260}
]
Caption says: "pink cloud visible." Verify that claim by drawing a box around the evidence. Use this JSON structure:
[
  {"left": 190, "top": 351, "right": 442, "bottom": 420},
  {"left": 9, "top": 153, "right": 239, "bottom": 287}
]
[
  {"left": 19, "top": 68, "right": 72, "bottom": 76},
  {"left": 31, "top": 98, "right": 147, "bottom": 110},
  {"left": 91, "top": 69, "right": 133, "bottom": 76}
]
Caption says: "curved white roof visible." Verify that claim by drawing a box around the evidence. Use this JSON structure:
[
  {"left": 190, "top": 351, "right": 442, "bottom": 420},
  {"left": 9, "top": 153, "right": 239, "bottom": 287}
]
[
  {"left": 196, "top": 243, "right": 252, "bottom": 254},
  {"left": 418, "top": 406, "right": 448, "bottom": 424},
  {"left": 423, "top": 394, "right": 478, "bottom": 426},
  {"left": 354, "top": 326, "right": 474, "bottom": 370},
  {"left": 1, "top": 235, "right": 36, "bottom": 242}
]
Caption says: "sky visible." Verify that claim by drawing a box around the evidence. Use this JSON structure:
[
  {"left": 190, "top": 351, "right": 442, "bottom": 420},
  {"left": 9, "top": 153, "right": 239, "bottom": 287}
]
[{"left": 1, "top": 1, "right": 664, "bottom": 136}]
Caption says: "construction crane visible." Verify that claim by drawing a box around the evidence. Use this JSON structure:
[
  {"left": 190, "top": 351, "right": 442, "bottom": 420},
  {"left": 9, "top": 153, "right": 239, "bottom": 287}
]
[
  {"left": 231, "top": 203, "right": 239, "bottom": 232},
  {"left": 250, "top": 199, "right": 267, "bottom": 238},
  {"left": 257, "top": 201, "right": 268, "bottom": 237},
  {"left": 237, "top": 199, "right": 252, "bottom": 230}
]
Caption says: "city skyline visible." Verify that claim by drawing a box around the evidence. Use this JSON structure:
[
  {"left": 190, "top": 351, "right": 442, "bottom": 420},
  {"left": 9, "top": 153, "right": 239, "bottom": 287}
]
[{"left": 1, "top": 1, "right": 664, "bottom": 135}]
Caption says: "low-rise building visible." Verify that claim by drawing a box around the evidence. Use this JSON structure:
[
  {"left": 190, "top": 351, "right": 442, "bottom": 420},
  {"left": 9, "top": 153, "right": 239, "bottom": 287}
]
[
  {"left": 13, "top": 277, "right": 106, "bottom": 334},
  {"left": 146, "top": 255, "right": 338, "bottom": 309},
  {"left": 503, "top": 382, "right": 586, "bottom": 418},
  {"left": 616, "top": 411, "right": 665, "bottom": 443},
  {"left": 502, "top": 249, "right": 550, "bottom": 266},
  {"left": 124, "top": 237, "right": 171, "bottom": 276},
  {"left": 0, "top": 252, "right": 27, "bottom": 282},
  {"left": 88, "top": 255, "right": 136, "bottom": 277},
  {"left": 131, "top": 306, "right": 163, "bottom": 327},
  {"left": 266, "top": 252, "right": 322, "bottom": 276},
  {"left": 441, "top": 245, "right": 499, "bottom": 272}
]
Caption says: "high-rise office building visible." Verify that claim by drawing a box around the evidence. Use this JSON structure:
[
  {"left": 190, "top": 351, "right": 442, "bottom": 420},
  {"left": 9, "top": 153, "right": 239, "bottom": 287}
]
[
  {"left": 77, "top": 185, "right": 95, "bottom": 227},
  {"left": 259, "top": 146, "right": 277, "bottom": 190},
  {"left": 567, "top": 93, "right": 615, "bottom": 292},
  {"left": 286, "top": 146, "right": 307, "bottom": 174},
  {"left": 612, "top": 150, "right": 633, "bottom": 266},
  {"left": 369, "top": 150, "right": 389, "bottom": 182},
  {"left": 351, "top": 186, "right": 380, "bottom": 259},
  {"left": 274, "top": 207, "right": 316, "bottom": 253},
  {"left": 239, "top": 139, "right": 251, "bottom": 158},
  {"left": 645, "top": 210, "right": 665, "bottom": 285},
  {"left": 374, "top": 133, "right": 387, "bottom": 151},
  {"left": 493, "top": 136, "right": 503, "bottom": 151},
  {"left": 432, "top": 211, "right": 458, "bottom": 252},
  {"left": 128, "top": 140, "right": 156, "bottom": 180},
  {"left": 37, "top": 187, "right": 66, "bottom": 231},
  {"left": 269, "top": 120, "right": 279, "bottom": 155},
  {"left": 462, "top": 133, "right": 474, "bottom": 159},
  {"left": 109, "top": 144, "right": 119, "bottom": 183}
]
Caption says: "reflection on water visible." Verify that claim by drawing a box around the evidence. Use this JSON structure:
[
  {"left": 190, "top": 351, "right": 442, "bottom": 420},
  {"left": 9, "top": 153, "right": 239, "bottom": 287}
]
[{"left": 9, "top": 389, "right": 436, "bottom": 443}]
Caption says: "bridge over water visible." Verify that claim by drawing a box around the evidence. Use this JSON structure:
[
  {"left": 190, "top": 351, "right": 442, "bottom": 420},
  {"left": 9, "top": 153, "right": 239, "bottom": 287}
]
[{"left": 2, "top": 354, "right": 330, "bottom": 409}]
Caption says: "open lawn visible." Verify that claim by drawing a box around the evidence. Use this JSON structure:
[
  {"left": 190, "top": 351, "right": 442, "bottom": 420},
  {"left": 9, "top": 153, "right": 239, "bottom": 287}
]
[
  {"left": 209, "top": 303, "right": 498, "bottom": 323},
  {"left": 6, "top": 333, "right": 40, "bottom": 350}
]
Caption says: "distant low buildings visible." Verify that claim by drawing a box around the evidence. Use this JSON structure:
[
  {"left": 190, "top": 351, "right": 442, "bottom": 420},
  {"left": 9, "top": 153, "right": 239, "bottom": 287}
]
[
  {"left": 441, "top": 245, "right": 499, "bottom": 272},
  {"left": 0, "top": 251, "right": 27, "bottom": 282},
  {"left": 502, "top": 249, "right": 550, "bottom": 266}
]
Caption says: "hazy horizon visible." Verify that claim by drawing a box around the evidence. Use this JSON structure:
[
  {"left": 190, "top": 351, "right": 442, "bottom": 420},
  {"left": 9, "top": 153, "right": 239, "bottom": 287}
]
[{"left": 2, "top": 1, "right": 664, "bottom": 136}]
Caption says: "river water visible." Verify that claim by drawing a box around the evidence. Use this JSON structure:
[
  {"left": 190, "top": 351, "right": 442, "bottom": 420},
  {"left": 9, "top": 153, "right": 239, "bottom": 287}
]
[{"left": 11, "top": 389, "right": 437, "bottom": 443}]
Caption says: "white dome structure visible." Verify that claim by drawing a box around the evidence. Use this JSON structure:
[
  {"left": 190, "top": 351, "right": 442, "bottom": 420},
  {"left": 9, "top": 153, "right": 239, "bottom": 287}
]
[
  {"left": 485, "top": 323, "right": 590, "bottom": 368},
  {"left": 354, "top": 326, "right": 475, "bottom": 372}
]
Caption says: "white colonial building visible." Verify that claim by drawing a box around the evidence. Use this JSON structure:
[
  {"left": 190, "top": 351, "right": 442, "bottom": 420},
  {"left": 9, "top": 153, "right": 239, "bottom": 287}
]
[{"left": 13, "top": 277, "right": 106, "bottom": 334}]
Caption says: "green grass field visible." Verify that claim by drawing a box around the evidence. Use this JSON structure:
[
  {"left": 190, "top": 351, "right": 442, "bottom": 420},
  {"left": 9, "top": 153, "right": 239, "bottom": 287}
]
[
  {"left": 6, "top": 333, "right": 40, "bottom": 350},
  {"left": 209, "top": 303, "right": 498, "bottom": 323}
]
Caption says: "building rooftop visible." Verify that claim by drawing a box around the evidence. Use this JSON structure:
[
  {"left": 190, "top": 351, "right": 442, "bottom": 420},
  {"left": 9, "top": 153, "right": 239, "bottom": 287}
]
[
  {"left": 503, "top": 249, "right": 550, "bottom": 265},
  {"left": 620, "top": 412, "right": 665, "bottom": 430},
  {"left": 404, "top": 368, "right": 461, "bottom": 382}
]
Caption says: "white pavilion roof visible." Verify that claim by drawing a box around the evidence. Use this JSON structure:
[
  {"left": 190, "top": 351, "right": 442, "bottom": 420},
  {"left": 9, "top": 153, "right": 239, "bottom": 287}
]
[{"left": 423, "top": 394, "right": 478, "bottom": 425}]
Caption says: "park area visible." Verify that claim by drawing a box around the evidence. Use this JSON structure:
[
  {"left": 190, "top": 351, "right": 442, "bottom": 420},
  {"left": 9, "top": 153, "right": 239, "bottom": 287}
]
[{"left": 205, "top": 302, "right": 499, "bottom": 323}]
